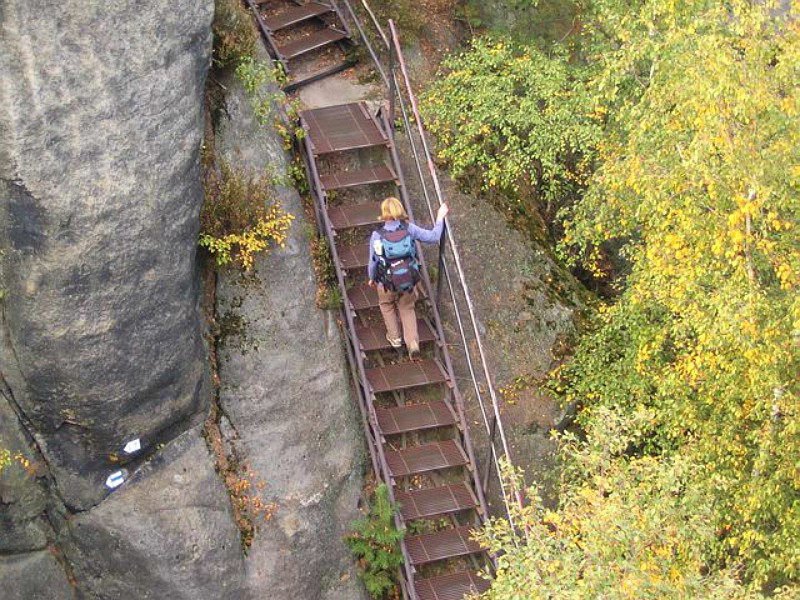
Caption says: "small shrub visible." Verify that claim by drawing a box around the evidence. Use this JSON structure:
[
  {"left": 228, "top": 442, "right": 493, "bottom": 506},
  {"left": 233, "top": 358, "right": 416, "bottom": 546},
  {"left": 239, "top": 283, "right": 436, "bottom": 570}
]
[
  {"left": 0, "top": 447, "right": 11, "bottom": 473},
  {"left": 0, "top": 447, "right": 32, "bottom": 475},
  {"left": 235, "top": 57, "right": 282, "bottom": 125},
  {"left": 212, "top": 0, "right": 256, "bottom": 68},
  {"left": 346, "top": 483, "right": 404, "bottom": 598},
  {"left": 288, "top": 158, "right": 310, "bottom": 196},
  {"left": 200, "top": 160, "right": 294, "bottom": 270},
  {"left": 310, "top": 237, "right": 342, "bottom": 309}
]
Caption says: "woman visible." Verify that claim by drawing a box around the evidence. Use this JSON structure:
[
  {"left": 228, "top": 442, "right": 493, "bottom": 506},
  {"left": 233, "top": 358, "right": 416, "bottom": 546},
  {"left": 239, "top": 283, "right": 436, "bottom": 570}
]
[{"left": 368, "top": 197, "right": 449, "bottom": 360}]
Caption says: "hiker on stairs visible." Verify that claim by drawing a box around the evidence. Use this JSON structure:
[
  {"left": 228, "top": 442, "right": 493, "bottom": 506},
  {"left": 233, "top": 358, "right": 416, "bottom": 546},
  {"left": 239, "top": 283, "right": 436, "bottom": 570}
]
[{"left": 368, "top": 197, "right": 449, "bottom": 360}]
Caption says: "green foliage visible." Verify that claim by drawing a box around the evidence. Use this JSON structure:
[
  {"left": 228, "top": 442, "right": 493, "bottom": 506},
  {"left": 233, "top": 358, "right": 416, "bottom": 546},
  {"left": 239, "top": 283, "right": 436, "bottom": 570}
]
[
  {"left": 0, "top": 447, "right": 10, "bottom": 473},
  {"left": 288, "top": 158, "right": 310, "bottom": 196},
  {"left": 212, "top": 0, "right": 256, "bottom": 68},
  {"left": 235, "top": 57, "right": 284, "bottom": 126},
  {"left": 0, "top": 445, "right": 32, "bottom": 476},
  {"left": 427, "top": 0, "right": 799, "bottom": 593},
  {"left": 422, "top": 37, "right": 600, "bottom": 205},
  {"left": 346, "top": 483, "right": 404, "bottom": 598},
  {"left": 200, "top": 159, "right": 294, "bottom": 270},
  {"left": 555, "top": 1, "right": 800, "bottom": 587},
  {"left": 235, "top": 57, "right": 305, "bottom": 148},
  {"left": 480, "top": 459, "right": 798, "bottom": 599}
]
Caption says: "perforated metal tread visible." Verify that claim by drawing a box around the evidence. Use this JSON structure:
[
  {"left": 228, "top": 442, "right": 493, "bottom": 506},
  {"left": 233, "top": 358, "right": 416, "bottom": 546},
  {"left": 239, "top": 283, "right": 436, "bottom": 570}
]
[
  {"left": 375, "top": 401, "right": 456, "bottom": 435},
  {"left": 405, "top": 525, "right": 484, "bottom": 566},
  {"left": 337, "top": 243, "right": 370, "bottom": 270},
  {"left": 327, "top": 202, "right": 382, "bottom": 229},
  {"left": 279, "top": 28, "right": 347, "bottom": 60},
  {"left": 385, "top": 440, "right": 468, "bottom": 478},
  {"left": 263, "top": 2, "right": 332, "bottom": 31},
  {"left": 321, "top": 164, "right": 397, "bottom": 190},
  {"left": 365, "top": 359, "right": 447, "bottom": 393},
  {"left": 347, "top": 282, "right": 379, "bottom": 310},
  {"left": 395, "top": 483, "right": 478, "bottom": 521},
  {"left": 355, "top": 320, "right": 436, "bottom": 351},
  {"left": 301, "top": 102, "right": 388, "bottom": 155},
  {"left": 415, "top": 570, "right": 491, "bottom": 600}
]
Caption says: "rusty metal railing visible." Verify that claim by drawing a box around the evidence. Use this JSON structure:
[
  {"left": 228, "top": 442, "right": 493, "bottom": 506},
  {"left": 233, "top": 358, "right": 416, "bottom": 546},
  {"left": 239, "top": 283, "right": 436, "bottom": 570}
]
[{"left": 387, "top": 21, "right": 526, "bottom": 537}]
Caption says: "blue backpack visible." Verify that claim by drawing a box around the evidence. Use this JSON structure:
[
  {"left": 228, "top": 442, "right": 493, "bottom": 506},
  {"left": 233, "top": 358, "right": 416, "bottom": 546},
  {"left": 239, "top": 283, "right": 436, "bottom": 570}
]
[{"left": 375, "top": 223, "right": 421, "bottom": 293}]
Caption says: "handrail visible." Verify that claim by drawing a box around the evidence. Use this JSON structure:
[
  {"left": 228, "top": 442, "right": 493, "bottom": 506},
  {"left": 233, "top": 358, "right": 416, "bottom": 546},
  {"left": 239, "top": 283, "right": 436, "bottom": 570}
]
[
  {"left": 378, "top": 110, "right": 490, "bottom": 524},
  {"left": 337, "top": 0, "right": 389, "bottom": 87}
]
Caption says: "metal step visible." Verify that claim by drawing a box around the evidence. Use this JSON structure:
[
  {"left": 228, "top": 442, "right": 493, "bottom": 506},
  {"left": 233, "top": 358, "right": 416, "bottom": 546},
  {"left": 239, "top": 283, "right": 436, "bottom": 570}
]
[
  {"left": 278, "top": 27, "right": 347, "bottom": 60},
  {"left": 264, "top": 2, "right": 332, "bottom": 31},
  {"left": 347, "top": 282, "right": 379, "bottom": 311},
  {"left": 337, "top": 243, "right": 370, "bottom": 270},
  {"left": 355, "top": 320, "right": 436, "bottom": 352},
  {"left": 327, "top": 202, "right": 382, "bottom": 229},
  {"left": 301, "top": 102, "right": 389, "bottom": 155},
  {"left": 376, "top": 401, "right": 456, "bottom": 435},
  {"left": 395, "top": 483, "right": 478, "bottom": 521},
  {"left": 405, "top": 525, "right": 485, "bottom": 566},
  {"left": 415, "top": 570, "right": 491, "bottom": 600},
  {"left": 283, "top": 59, "right": 356, "bottom": 93},
  {"left": 385, "top": 440, "right": 468, "bottom": 478},
  {"left": 321, "top": 164, "right": 397, "bottom": 191},
  {"left": 346, "top": 281, "right": 427, "bottom": 311},
  {"left": 365, "top": 359, "right": 448, "bottom": 393}
]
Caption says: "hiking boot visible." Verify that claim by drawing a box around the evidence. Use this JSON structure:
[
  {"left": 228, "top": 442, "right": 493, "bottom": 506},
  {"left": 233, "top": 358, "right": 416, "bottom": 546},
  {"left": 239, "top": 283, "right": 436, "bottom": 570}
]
[
  {"left": 386, "top": 333, "right": 402, "bottom": 349},
  {"left": 408, "top": 340, "right": 420, "bottom": 361}
]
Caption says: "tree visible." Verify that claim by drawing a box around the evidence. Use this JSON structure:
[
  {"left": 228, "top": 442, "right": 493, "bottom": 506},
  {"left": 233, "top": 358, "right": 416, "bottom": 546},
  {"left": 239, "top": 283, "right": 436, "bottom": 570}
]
[
  {"left": 559, "top": 1, "right": 799, "bottom": 585},
  {"left": 422, "top": 0, "right": 799, "bottom": 591}
]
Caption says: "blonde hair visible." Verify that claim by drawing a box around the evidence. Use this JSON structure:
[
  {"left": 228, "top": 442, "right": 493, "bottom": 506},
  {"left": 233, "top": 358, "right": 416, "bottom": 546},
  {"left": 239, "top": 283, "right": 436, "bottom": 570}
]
[{"left": 380, "top": 197, "right": 408, "bottom": 221}]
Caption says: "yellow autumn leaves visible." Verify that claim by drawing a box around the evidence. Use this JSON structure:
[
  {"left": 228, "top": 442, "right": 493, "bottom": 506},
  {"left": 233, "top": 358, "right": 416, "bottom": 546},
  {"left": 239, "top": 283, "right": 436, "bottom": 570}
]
[{"left": 200, "top": 159, "right": 294, "bottom": 271}]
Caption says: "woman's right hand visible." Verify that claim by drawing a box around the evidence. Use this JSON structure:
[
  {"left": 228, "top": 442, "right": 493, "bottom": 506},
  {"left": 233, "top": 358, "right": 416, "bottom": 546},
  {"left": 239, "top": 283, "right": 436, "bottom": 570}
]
[{"left": 437, "top": 203, "right": 449, "bottom": 221}]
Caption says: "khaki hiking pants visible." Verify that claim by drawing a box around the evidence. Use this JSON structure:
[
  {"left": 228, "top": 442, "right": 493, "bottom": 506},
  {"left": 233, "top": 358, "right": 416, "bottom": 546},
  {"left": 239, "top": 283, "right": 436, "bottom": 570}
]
[{"left": 377, "top": 284, "right": 419, "bottom": 350}]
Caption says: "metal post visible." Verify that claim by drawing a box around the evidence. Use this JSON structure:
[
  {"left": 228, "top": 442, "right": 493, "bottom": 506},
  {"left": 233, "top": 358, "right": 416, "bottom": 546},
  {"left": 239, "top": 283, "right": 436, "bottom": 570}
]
[
  {"left": 482, "top": 416, "right": 498, "bottom": 495},
  {"left": 436, "top": 222, "right": 447, "bottom": 307},
  {"left": 388, "top": 31, "right": 396, "bottom": 127}
]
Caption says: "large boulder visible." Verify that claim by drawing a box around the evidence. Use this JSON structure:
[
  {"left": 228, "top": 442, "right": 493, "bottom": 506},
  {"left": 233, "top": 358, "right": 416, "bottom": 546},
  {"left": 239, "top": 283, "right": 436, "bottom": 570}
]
[
  {"left": 0, "top": 550, "right": 75, "bottom": 600},
  {"left": 0, "top": 0, "right": 214, "bottom": 510},
  {"left": 213, "top": 50, "right": 367, "bottom": 600},
  {"left": 65, "top": 427, "right": 247, "bottom": 600}
]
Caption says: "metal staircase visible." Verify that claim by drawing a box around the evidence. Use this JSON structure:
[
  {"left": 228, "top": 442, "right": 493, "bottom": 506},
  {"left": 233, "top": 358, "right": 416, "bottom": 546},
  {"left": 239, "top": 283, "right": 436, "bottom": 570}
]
[
  {"left": 298, "top": 100, "right": 492, "bottom": 599},
  {"left": 245, "top": 0, "right": 357, "bottom": 91}
]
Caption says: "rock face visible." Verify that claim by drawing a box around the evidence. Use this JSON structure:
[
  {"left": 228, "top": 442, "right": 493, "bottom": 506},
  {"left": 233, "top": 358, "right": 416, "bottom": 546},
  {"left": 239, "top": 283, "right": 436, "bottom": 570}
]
[
  {"left": 66, "top": 427, "right": 246, "bottom": 600},
  {"left": 0, "top": 0, "right": 213, "bottom": 510},
  {"left": 0, "top": 2, "right": 365, "bottom": 597},
  {"left": 214, "top": 49, "right": 366, "bottom": 600},
  {"left": 0, "top": 1, "right": 250, "bottom": 598},
  {"left": 0, "top": 551, "right": 75, "bottom": 600}
]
